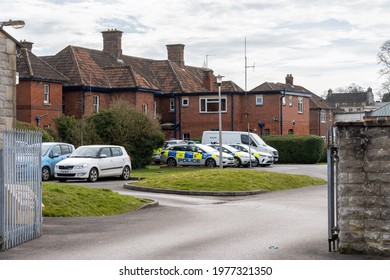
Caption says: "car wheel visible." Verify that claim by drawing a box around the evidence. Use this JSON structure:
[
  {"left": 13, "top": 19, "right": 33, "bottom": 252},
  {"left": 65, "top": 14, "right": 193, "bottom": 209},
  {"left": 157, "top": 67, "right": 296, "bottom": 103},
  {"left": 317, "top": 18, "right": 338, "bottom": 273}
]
[
  {"left": 205, "top": 158, "right": 216, "bottom": 168},
  {"left": 87, "top": 167, "right": 98, "bottom": 182},
  {"left": 251, "top": 158, "right": 259, "bottom": 167},
  {"left": 166, "top": 157, "right": 177, "bottom": 167},
  {"left": 234, "top": 157, "right": 241, "bottom": 168},
  {"left": 42, "top": 167, "right": 50, "bottom": 181},
  {"left": 121, "top": 166, "right": 131, "bottom": 180},
  {"left": 59, "top": 179, "right": 67, "bottom": 183}
]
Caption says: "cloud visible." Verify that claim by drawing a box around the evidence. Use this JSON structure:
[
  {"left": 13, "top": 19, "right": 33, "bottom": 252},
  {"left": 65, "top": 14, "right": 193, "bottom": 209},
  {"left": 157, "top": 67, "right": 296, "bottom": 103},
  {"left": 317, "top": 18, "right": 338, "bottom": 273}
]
[{"left": 2, "top": 0, "right": 390, "bottom": 94}]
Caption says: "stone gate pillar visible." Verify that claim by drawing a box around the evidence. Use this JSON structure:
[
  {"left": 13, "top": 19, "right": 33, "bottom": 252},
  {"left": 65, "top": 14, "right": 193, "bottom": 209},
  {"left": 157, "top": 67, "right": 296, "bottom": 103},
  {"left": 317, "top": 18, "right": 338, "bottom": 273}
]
[{"left": 336, "top": 120, "right": 390, "bottom": 255}]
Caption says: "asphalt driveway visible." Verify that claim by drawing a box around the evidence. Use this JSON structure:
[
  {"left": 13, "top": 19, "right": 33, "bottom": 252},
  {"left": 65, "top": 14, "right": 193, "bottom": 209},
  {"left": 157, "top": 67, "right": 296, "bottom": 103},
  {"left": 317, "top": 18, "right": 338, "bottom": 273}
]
[{"left": 0, "top": 164, "right": 384, "bottom": 260}]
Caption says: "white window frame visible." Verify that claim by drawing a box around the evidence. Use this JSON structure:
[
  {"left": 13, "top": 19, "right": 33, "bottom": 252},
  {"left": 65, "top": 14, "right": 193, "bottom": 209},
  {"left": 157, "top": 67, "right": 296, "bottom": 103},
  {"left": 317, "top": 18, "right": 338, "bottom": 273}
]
[
  {"left": 44, "top": 84, "right": 50, "bottom": 104},
  {"left": 199, "top": 96, "right": 227, "bottom": 113},
  {"left": 298, "top": 97, "right": 303, "bottom": 113},
  {"left": 169, "top": 98, "right": 175, "bottom": 112},
  {"left": 289, "top": 95, "right": 293, "bottom": 106},
  {"left": 142, "top": 103, "right": 148, "bottom": 114},
  {"left": 282, "top": 96, "right": 286, "bottom": 106},
  {"left": 182, "top": 97, "right": 189, "bottom": 107},
  {"left": 255, "top": 95, "right": 263, "bottom": 105},
  {"left": 320, "top": 109, "right": 326, "bottom": 123},
  {"left": 153, "top": 101, "right": 157, "bottom": 119},
  {"left": 93, "top": 95, "right": 99, "bottom": 113}
]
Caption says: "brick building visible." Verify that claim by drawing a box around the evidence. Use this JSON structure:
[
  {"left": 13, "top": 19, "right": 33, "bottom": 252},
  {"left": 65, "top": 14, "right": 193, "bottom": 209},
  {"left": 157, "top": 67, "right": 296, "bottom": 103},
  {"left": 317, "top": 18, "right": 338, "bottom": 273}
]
[
  {"left": 15, "top": 29, "right": 329, "bottom": 140},
  {"left": 16, "top": 41, "right": 68, "bottom": 128},
  {"left": 249, "top": 75, "right": 312, "bottom": 136},
  {"left": 309, "top": 93, "right": 335, "bottom": 138}
]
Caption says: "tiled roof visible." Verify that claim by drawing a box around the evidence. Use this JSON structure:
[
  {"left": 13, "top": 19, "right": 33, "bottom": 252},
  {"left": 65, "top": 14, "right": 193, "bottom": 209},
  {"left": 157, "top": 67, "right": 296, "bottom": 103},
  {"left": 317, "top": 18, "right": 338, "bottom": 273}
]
[
  {"left": 251, "top": 82, "right": 313, "bottom": 94},
  {"left": 326, "top": 92, "right": 368, "bottom": 106},
  {"left": 17, "top": 48, "right": 68, "bottom": 82},
  {"left": 310, "top": 93, "right": 336, "bottom": 110},
  {"left": 41, "top": 45, "right": 235, "bottom": 94}
]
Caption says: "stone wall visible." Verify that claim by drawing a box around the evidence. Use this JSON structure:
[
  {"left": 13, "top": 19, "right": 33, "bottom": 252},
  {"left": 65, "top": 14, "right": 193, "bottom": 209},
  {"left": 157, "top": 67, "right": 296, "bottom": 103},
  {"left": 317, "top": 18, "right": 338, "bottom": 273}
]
[
  {"left": 336, "top": 120, "right": 390, "bottom": 255},
  {"left": 0, "top": 32, "right": 18, "bottom": 146}
]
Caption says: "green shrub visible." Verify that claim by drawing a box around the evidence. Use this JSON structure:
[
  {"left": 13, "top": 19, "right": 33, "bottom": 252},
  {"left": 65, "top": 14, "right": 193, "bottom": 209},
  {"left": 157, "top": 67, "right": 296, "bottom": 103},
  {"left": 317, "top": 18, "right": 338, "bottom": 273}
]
[
  {"left": 16, "top": 121, "right": 55, "bottom": 142},
  {"left": 263, "top": 135, "right": 325, "bottom": 164}
]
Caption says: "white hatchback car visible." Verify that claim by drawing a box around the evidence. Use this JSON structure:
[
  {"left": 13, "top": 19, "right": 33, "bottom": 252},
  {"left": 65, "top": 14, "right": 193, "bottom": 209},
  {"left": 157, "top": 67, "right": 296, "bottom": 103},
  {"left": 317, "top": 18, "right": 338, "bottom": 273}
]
[{"left": 55, "top": 145, "right": 131, "bottom": 182}]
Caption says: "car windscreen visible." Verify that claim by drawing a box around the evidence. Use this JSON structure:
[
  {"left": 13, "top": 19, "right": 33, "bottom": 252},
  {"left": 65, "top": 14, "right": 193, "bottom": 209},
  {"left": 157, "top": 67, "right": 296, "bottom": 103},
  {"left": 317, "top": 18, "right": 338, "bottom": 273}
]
[
  {"left": 41, "top": 144, "right": 51, "bottom": 156},
  {"left": 70, "top": 147, "right": 100, "bottom": 158}
]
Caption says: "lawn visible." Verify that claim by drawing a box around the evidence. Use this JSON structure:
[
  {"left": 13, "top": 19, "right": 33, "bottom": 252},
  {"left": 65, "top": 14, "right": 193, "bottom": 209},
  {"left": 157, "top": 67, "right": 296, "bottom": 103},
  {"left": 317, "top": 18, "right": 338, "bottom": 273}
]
[
  {"left": 42, "top": 166, "right": 326, "bottom": 217},
  {"left": 131, "top": 166, "right": 327, "bottom": 192},
  {"left": 42, "top": 182, "right": 151, "bottom": 217}
]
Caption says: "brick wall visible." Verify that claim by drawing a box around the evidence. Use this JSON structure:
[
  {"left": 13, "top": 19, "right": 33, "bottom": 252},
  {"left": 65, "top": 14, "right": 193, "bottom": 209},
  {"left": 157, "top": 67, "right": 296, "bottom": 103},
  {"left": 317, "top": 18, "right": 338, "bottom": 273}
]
[
  {"left": 336, "top": 120, "right": 390, "bottom": 256},
  {"left": 166, "top": 92, "right": 311, "bottom": 140},
  {"left": 17, "top": 80, "right": 63, "bottom": 128}
]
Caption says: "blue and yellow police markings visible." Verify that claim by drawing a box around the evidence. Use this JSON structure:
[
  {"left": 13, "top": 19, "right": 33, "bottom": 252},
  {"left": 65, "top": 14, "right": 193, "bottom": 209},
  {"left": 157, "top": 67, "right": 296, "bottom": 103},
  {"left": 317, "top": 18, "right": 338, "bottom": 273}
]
[{"left": 163, "top": 150, "right": 216, "bottom": 165}]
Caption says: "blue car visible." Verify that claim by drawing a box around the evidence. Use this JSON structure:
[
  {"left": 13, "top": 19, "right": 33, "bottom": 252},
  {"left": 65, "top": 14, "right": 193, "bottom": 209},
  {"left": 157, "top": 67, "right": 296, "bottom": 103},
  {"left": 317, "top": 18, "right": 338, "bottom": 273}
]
[{"left": 42, "top": 142, "right": 75, "bottom": 181}]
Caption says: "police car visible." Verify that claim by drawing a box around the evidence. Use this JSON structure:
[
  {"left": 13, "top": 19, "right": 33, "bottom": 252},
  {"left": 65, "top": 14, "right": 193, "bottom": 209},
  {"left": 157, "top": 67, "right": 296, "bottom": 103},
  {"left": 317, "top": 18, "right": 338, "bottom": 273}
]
[
  {"left": 229, "top": 144, "right": 274, "bottom": 167},
  {"left": 208, "top": 144, "right": 256, "bottom": 167},
  {"left": 160, "top": 143, "right": 235, "bottom": 167}
]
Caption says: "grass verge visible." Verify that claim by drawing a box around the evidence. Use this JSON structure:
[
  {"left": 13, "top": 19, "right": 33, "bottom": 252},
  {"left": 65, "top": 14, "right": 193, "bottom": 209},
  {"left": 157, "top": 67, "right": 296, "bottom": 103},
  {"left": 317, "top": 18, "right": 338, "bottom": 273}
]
[
  {"left": 131, "top": 166, "right": 327, "bottom": 192},
  {"left": 42, "top": 182, "right": 151, "bottom": 217}
]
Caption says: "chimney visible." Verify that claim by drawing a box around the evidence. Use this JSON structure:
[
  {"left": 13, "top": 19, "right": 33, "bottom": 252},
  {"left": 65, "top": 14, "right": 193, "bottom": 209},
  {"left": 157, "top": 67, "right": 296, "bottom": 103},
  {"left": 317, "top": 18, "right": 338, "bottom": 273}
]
[
  {"left": 20, "top": 40, "right": 33, "bottom": 51},
  {"left": 203, "top": 69, "right": 214, "bottom": 91},
  {"left": 285, "top": 74, "right": 293, "bottom": 85},
  {"left": 102, "top": 29, "right": 123, "bottom": 60},
  {"left": 166, "top": 44, "right": 185, "bottom": 68},
  {"left": 327, "top": 89, "right": 333, "bottom": 98}
]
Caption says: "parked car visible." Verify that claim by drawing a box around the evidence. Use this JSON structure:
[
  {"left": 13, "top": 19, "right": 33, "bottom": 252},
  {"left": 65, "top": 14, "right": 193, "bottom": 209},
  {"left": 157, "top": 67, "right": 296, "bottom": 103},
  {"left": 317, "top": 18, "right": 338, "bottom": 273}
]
[
  {"left": 229, "top": 144, "right": 274, "bottom": 167},
  {"left": 208, "top": 144, "right": 256, "bottom": 167},
  {"left": 202, "top": 130, "right": 279, "bottom": 162},
  {"left": 55, "top": 145, "right": 131, "bottom": 182},
  {"left": 152, "top": 139, "right": 188, "bottom": 164},
  {"left": 160, "top": 143, "right": 235, "bottom": 167},
  {"left": 41, "top": 142, "right": 75, "bottom": 181}
]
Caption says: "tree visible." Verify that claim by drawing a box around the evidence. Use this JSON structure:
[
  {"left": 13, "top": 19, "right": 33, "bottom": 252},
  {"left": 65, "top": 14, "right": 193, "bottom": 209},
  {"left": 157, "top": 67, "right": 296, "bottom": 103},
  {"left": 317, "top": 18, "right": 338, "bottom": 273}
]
[
  {"left": 378, "top": 40, "right": 390, "bottom": 98},
  {"left": 334, "top": 83, "right": 365, "bottom": 93},
  {"left": 378, "top": 40, "right": 390, "bottom": 76},
  {"left": 90, "top": 100, "right": 164, "bottom": 169}
]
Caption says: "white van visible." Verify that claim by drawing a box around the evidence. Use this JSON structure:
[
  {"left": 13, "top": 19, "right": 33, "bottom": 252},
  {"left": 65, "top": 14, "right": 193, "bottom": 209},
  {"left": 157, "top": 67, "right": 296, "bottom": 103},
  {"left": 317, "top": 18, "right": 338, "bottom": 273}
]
[{"left": 201, "top": 131, "right": 279, "bottom": 162}]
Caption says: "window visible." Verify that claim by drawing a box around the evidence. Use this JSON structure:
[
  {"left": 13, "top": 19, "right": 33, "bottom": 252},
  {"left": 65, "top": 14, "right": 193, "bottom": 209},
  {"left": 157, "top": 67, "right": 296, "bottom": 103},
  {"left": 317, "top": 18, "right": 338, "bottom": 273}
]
[
  {"left": 289, "top": 96, "right": 293, "bottom": 106},
  {"left": 199, "top": 96, "right": 227, "bottom": 113},
  {"left": 255, "top": 95, "right": 263, "bottom": 105},
  {"left": 169, "top": 98, "right": 175, "bottom": 112},
  {"left": 51, "top": 145, "right": 60, "bottom": 156},
  {"left": 288, "top": 129, "right": 294, "bottom": 134},
  {"left": 44, "top": 84, "right": 50, "bottom": 104},
  {"left": 153, "top": 101, "right": 157, "bottom": 119},
  {"left": 61, "top": 145, "right": 72, "bottom": 155},
  {"left": 320, "top": 110, "right": 326, "bottom": 123},
  {"left": 298, "top": 97, "right": 303, "bottom": 113},
  {"left": 93, "top": 95, "right": 99, "bottom": 113},
  {"left": 183, "top": 133, "right": 190, "bottom": 140},
  {"left": 142, "top": 103, "right": 148, "bottom": 114},
  {"left": 265, "top": 129, "right": 270, "bottom": 136},
  {"left": 100, "top": 147, "right": 111, "bottom": 157},
  {"left": 182, "top": 97, "right": 189, "bottom": 107},
  {"left": 111, "top": 147, "right": 123, "bottom": 157}
]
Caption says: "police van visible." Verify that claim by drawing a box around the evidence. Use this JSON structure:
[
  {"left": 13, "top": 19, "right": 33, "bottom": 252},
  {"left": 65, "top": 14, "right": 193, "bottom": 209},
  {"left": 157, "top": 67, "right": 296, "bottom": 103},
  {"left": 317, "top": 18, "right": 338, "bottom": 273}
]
[
  {"left": 202, "top": 131, "right": 279, "bottom": 162},
  {"left": 160, "top": 143, "right": 234, "bottom": 167}
]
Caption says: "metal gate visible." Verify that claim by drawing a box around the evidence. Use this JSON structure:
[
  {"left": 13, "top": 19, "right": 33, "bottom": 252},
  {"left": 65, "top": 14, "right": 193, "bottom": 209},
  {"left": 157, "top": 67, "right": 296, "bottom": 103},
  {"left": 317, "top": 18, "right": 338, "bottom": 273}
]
[
  {"left": 0, "top": 130, "right": 42, "bottom": 250},
  {"left": 327, "top": 127, "right": 339, "bottom": 251}
]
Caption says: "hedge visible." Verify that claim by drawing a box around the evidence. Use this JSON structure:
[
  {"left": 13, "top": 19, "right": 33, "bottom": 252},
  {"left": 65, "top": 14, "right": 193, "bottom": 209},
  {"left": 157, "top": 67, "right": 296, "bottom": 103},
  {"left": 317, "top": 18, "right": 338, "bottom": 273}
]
[{"left": 262, "top": 135, "right": 325, "bottom": 164}]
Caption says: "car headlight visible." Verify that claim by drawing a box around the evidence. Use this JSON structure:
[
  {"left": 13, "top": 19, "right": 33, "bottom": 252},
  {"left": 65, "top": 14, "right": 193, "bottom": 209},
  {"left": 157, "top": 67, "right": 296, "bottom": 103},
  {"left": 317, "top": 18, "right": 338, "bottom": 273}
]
[{"left": 74, "top": 163, "right": 88, "bottom": 169}]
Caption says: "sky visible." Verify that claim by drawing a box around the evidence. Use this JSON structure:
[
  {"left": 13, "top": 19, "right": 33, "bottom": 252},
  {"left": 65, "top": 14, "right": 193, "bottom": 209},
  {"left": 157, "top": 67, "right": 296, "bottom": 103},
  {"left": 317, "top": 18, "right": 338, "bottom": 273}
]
[{"left": 2, "top": 0, "right": 390, "bottom": 97}]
